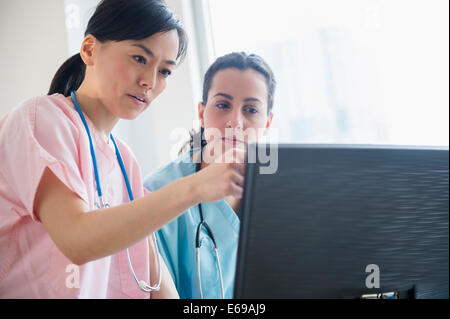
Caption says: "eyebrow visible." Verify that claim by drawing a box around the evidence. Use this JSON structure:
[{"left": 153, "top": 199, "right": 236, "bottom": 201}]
[
  {"left": 213, "top": 93, "right": 233, "bottom": 100},
  {"left": 213, "top": 93, "right": 262, "bottom": 104},
  {"left": 131, "top": 44, "right": 176, "bottom": 66}
]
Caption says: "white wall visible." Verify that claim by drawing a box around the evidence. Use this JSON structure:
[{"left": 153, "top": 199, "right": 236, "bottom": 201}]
[
  {"left": 0, "top": 0, "right": 68, "bottom": 117},
  {"left": 0, "top": 0, "right": 203, "bottom": 177}
]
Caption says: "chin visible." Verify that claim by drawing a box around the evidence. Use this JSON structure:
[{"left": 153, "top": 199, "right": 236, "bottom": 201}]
[
  {"left": 117, "top": 110, "right": 142, "bottom": 120},
  {"left": 122, "top": 106, "right": 150, "bottom": 120}
]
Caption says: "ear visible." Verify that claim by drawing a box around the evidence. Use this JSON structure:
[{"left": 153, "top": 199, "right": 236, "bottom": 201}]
[
  {"left": 263, "top": 113, "right": 274, "bottom": 136},
  {"left": 197, "top": 102, "right": 205, "bottom": 128},
  {"left": 79, "top": 34, "right": 98, "bottom": 66}
]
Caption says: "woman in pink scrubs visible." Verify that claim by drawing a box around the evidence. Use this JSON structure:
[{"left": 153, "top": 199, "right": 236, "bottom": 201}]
[{"left": 0, "top": 0, "right": 245, "bottom": 298}]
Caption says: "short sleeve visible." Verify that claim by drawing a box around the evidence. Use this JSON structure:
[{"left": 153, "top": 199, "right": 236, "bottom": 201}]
[
  {"left": 0, "top": 96, "right": 89, "bottom": 221},
  {"left": 143, "top": 165, "right": 173, "bottom": 193},
  {"left": 143, "top": 177, "right": 154, "bottom": 192}
]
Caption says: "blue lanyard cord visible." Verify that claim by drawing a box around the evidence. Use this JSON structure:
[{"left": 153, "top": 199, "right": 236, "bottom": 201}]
[
  {"left": 71, "top": 90, "right": 133, "bottom": 203},
  {"left": 110, "top": 135, "right": 134, "bottom": 201},
  {"left": 71, "top": 91, "right": 103, "bottom": 198}
]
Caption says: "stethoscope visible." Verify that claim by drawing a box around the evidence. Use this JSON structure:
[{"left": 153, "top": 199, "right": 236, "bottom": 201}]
[
  {"left": 71, "top": 90, "right": 161, "bottom": 293},
  {"left": 194, "top": 146, "right": 225, "bottom": 299}
]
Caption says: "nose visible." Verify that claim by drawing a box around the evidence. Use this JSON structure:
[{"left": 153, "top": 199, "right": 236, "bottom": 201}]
[
  {"left": 226, "top": 109, "right": 243, "bottom": 131},
  {"left": 139, "top": 67, "right": 157, "bottom": 90}
]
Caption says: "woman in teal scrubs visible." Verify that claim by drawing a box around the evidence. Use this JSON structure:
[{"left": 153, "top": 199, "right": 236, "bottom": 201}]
[{"left": 144, "top": 52, "right": 276, "bottom": 298}]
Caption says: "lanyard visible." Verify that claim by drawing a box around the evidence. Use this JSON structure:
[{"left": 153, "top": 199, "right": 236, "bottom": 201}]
[{"left": 70, "top": 91, "right": 134, "bottom": 205}]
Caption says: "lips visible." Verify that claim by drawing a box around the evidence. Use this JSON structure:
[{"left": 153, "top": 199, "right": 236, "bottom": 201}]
[{"left": 127, "top": 93, "right": 147, "bottom": 104}]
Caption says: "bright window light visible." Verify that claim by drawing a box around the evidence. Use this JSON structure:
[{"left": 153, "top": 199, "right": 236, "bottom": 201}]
[{"left": 208, "top": 0, "right": 449, "bottom": 146}]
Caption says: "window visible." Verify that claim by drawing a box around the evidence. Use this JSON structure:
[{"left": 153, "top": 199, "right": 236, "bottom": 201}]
[{"left": 207, "top": 0, "right": 449, "bottom": 146}]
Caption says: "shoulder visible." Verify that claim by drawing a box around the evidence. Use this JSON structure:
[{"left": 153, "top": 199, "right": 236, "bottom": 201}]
[
  {"left": 1, "top": 94, "right": 73, "bottom": 125},
  {"left": 41, "top": 93, "right": 81, "bottom": 121},
  {"left": 144, "top": 151, "right": 195, "bottom": 192},
  {"left": 33, "top": 94, "right": 86, "bottom": 153},
  {"left": 12, "top": 94, "right": 82, "bottom": 136},
  {"left": 0, "top": 94, "right": 82, "bottom": 148},
  {"left": 20, "top": 94, "right": 81, "bottom": 124}
]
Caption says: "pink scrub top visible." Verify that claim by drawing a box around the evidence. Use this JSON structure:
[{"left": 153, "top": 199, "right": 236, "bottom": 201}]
[{"left": 0, "top": 94, "right": 152, "bottom": 298}]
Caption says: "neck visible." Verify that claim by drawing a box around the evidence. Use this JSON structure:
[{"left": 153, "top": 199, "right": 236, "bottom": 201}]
[{"left": 72, "top": 83, "right": 119, "bottom": 141}]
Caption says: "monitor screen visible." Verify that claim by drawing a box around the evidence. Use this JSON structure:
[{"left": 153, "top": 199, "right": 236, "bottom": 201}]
[{"left": 234, "top": 144, "right": 449, "bottom": 299}]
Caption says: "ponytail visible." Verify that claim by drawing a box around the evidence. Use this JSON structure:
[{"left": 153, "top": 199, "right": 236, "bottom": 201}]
[{"left": 48, "top": 53, "right": 86, "bottom": 97}]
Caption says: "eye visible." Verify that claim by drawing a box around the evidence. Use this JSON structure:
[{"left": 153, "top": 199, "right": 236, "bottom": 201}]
[
  {"left": 132, "top": 55, "right": 147, "bottom": 64},
  {"left": 216, "top": 102, "right": 230, "bottom": 109},
  {"left": 159, "top": 69, "right": 172, "bottom": 78},
  {"left": 244, "top": 106, "right": 258, "bottom": 114}
]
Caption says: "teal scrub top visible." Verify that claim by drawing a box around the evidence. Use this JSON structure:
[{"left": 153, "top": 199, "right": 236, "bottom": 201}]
[{"left": 143, "top": 151, "right": 240, "bottom": 299}]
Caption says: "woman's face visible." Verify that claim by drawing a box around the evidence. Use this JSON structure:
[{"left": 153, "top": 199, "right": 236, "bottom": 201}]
[
  {"left": 199, "top": 68, "right": 273, "bottom": 152},
  {"left": 85, "top": 30, "right": 179, "bottom": 120}
]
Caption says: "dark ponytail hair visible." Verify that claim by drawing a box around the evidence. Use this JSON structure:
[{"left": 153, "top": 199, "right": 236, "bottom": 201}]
[
  {"left": 48, "top": 53, "right": 86, "bottom": 98},
  {"left": 180, "top": 52, "right": 276, "bottom": 157},
  {"left": 48, "top": 0, "right": 188, "bottom": 96}
]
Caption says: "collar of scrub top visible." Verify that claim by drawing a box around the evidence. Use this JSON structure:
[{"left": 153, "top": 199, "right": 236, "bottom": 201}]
[
  {"left": 194, "top": 145, "right": 225, "bottom": 299},
  {"left": 70, "top": 90, "right": 161, "bottom": 293}
]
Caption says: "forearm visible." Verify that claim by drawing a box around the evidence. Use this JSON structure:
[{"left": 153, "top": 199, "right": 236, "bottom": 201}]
[
  {"left": 70, "top": 174, "right": 199, "bottom": 265},
  {"left": 38, "top": 154, "right": 244, "bottom": 266}
]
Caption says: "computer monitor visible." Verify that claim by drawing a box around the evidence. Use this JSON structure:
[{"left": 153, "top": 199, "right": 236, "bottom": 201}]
[{"left": 234, "top": 144, "right": 449, "bottom": 299}]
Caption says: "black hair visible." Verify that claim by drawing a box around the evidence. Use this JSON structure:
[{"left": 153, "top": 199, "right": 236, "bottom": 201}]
[
  {"left": 182, "top": 52, "right": 276, "bottom": 157},
  {"left": 48, "top": 0, "right": 188, "bottom": 96}
]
